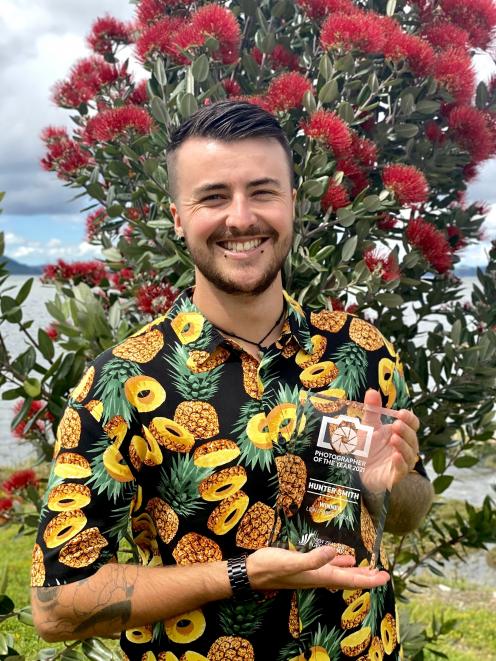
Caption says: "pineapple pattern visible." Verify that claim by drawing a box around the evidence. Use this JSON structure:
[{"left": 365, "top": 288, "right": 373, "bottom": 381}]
[{"left": 33, "top": 289, "right": 426, "bottom": 660}]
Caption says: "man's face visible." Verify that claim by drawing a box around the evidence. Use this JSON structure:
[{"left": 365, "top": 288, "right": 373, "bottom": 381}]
[{"left": 170, "top": 136, "right": 295, "bottom": 296}]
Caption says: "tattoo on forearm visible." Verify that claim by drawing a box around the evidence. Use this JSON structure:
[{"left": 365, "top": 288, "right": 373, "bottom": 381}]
[{"left": 73, "top": 600, "right": 132, "bottom": 634}]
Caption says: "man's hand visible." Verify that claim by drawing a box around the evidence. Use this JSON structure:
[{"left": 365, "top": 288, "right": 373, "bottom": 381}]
[
  {"left": 361, "top": 389, "right": 420, "bottom": 493},
  {"left": 247, "top": 545, "right": 389, "bottom": 591}
]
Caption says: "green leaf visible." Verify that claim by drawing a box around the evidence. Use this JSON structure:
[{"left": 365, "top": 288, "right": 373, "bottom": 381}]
[
  {"left": 178, "top": 93, "right": 198, "bottom": 118},
  {"left": 453, "top": 456, "right": 479, "bottom": 468},
  {"left": 15, "top": 277, "right": 34, "bottom": 305},
  {"left": 400, "top": 93, "right": 415, "bottom": 116},
  {"left": 301, "top": 177, "right": 328, "bottom": 198},
  {"left": 191, "top": 54, "right": 210, "bottom": 82},
  {"left": 303, "top": 90, "right": 317, "bottom": 114},
  {"left": 319, "top": 79, "right": 338, "bottom": 104},
  {"left": 102, "top": 247, "right": 123, "bottom": 263},
  {"left": 415, "top": 99, "right": 441, "bottom": 114},
  {"left": 153, "top": 58, "right": 167, "bottom": 87},
  {"left": 395, "top": 124, "right": 419, "bottom": 139},
  {"left": 451, "top": 319, "right": 462, "bottom": 345},
  {"left": 336, "top": 208, "right": 356, "bottom": 227},
  {"left": 476, "top": 81, "right": 488, "bottom": 109},
  {"left": 337, "top": 101, "right": 354, "bottom": 123},
  {"left": 432, "top": 450, "right": 446, "bottom": 474},
  {"left": 23, "top": 377, "right": 41, "bottom": 398},
  {"left": 402, "top": 251, "right": 421, "bottom": 269},
  {"left": 81, "top": 638, "right": 116, "bottom": 660},
  {"left": 17, "top": 605, "right": 34, "bottom": 627},
  {"left": 150, "top": 97, "right": 170, "bottom": 125},
  {"left": 386, "top": 0, "right": 397, "bottom": 16},
  {"left": 335, "top": 53, "right": 355, "bottom": 74},
  {"left": 433, "top": 475, "right": 454, "bottom": 494},
  {"left": 319, "top": 55, "right": 333, "bottom": 81},
  {"left": 341, "top": 235, "right": 357, "bottom": 262},
  {"left": 0, "top": 633, "right": 8, "bottom": 656},
  {"left": 376, "top": 293, "right": 404, "bottom": 307},
  {"left": 362, "top": 195, "right": 381, "bottom": 212}
]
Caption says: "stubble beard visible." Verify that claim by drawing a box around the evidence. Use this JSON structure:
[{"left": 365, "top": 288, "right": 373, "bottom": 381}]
[{"left": 184, "top": 230, "right": 293, "bottom": 296}]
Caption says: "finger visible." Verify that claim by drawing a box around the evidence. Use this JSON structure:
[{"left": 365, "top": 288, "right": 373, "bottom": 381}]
[
  {"left": 327, "top": 567, "right": 390, "bottom": 590},
  {"left": 391, "top": 419, "right": 419, "bottom": 452},
  {"left": 395, "top": 409, "right": 420, "bottom": 432},
  {"left": 363, "top": 389, "right": 383, "bottom": 428},
  {"left": 329, "top": 554, "right": 356, "bottom": 568},
  {"left": 300, "top": 546, "right": 337, "bottom": 571}
]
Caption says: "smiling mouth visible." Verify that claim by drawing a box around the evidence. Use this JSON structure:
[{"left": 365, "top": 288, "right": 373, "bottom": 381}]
[{"left": 217, "top": 238, "right": 268, "bottom": 253}]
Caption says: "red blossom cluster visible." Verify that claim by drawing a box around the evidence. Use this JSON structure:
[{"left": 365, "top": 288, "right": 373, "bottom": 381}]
[
  {"left": 12, "top": 400, "right": 52, "bottom": 439},
  {"left": 364, "top": 247, "right": 400, "bottom": 282},
  {"left": 321, "top": 182, "right": 350, "bottom": 213},
  {"left": 433, "top": 47, "right": 475, "bottom": 105},
  {"left": 84, "top": 105, "right": 153, "bottom": 144},
  {"left": 128, "top": 80, "right": 149, "bottom": 106},
  {"left": 136, "top": 281, "right": 178, "bottom": 315},
  {"left": 136, "top": 0, "right": 190, "bottom": 27},
  {"left": 251, "top": 45, "right": 300, "bottom": 71},
  {"left": 42, "top": 259, "right": 109, "bottom": 287},
  {"left": 110, "top": 268, "right": 135, "bottom": 293},
  {"left": 222, "top": 79, "right": 241, "bottom": 97},
  {"left": 40, "top": 127, "right": 91, "bottom": 181},
  {"left": 87, "top": 15, "right": 133, "bottom": 55},
  {"left": 0, "top": 497, "right": 14, "bottom": 515},
  {"left": 321, "top": 10, "right": 386, "bottom": 54},
  {"left": 377, "top": 214, "right": 398, "bottom": 231},
  {"left": 296, "top": 0, "right": 354, "bottom": 20},
  {"left": 438, "top": 0, "right": 496, "bottom": 50},
  {"left": 45, "top": 324, "right": 59, "bottom": 341},
  {"left": 447, "top": 226, "right": 467, "bottom": 252},
  {"left": 423, "top": 21, "right": 469, "bottom": 51},
  {"left": 447, "top": 106, "right": 496, "bottom": 165},
  {"left": 302, "top": 109, "right": 352, "bottom": 157},
  {"left": 406, "top": 218, "right": 453, "bottom": 273},
  {"left": 383, "top": 29, "right": 435, "bottom": 77},
  {"left": 52, "top": 55, "right": 123, "bottom": 109},
  {"left": 136, "top": 5, "right": 240, "bottom": 65},
  {"left": 2, "top": 469, "right": 38, "bottom": 493},
  {"left": 424, "top": 120, "right": 445, "bottom": 144},
  {"left": 266, "top": 73, "right": 312, "bottom": 113},
  {"left": 86, "top": 207, "right": 108, "bottom": 242},
  {"left": 382, "top": 164, "right": 429, "bottom": 206}
]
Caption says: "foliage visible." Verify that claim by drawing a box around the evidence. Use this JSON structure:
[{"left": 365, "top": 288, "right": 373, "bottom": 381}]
[{"left": 1, "top": 0, "right": 496, "bottom": 656}]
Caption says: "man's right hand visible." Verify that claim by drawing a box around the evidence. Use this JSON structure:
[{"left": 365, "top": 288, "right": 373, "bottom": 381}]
[{"left": 247, "top": 545, "right": 389, "bottom": 591}]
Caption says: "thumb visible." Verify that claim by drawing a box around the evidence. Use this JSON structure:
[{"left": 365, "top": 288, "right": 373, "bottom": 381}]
[
  {"left": 302, "top": 546, "right": 336, "bottom": 570},
  {"left": 363, "top": 388, "right": 382, "bottom": 427}
]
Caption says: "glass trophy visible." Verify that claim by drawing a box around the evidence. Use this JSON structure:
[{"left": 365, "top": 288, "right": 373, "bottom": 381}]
[{"left": 272, "top": 393, "right": 403, "bottom": 569}]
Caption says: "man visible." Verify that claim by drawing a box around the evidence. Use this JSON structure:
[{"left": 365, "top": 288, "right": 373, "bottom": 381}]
[{"left": 32, "top": 101, "right": 433, "bottom": 660}]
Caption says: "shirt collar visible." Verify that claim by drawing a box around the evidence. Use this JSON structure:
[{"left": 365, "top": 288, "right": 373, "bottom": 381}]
[{"left": 166, "top": 287, "right": 314, "bottom": 359}]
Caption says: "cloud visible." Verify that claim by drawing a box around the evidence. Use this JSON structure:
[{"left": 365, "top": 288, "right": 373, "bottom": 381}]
[{"left": 5, "top": 231, "right": 102, "bottom": 264}]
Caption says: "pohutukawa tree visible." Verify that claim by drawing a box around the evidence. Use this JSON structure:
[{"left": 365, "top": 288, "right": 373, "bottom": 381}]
[{"left": 1, "top": 0, "right": 496, "bottom": 657}]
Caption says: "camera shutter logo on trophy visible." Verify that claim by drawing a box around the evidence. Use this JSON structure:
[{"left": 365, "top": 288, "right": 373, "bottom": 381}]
[{"left": 317, "top": 415, "right": 373, "bottom": 458}]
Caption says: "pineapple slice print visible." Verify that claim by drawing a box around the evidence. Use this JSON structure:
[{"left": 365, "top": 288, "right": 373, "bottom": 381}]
[
  {"left": 199, "top": 466, "right": 247, "bottom": 501},
  {"left": 300, "top": 361, "right": 339, "bottom": 389},
  {"left": 146, "top": 497, "right": 179, "bottom": 544},
  {"left": 144, "top": 417, "right": 195, "bottom": 453},
  {"left": 31, "top": 544, "right": 46, "bottom": 586},
  {"left": 381, "top": 613, "right": 398, "bottom": 655},
  {"left": 88, "top": 434, "right": 136, "bottom": 503},
  {"left": 232, "top": 400, "right": 274, "bottom": 471},
  {"left": 207, "top": 636, "right": 254, "bottom": 660},
  {"left": 172, "top": 532, "right": 222, "bottom": 565},
  {"left": 165, "top": 609, "right": 206, "bottom": 644},
  {"left": 113, "top": 328, "right": 165, "bottom": 363},
  {"left": 235, "top": 501, "right": 279, "bottom": 549},
  {"left": 193, "top": 439, "right": 240, "bottom": 468},
  {"left": 329, "top": 342, "right": 369, "bottom": 401},
  {"left": 241, "top": 352, "right": 263, "bottom": 399},
  {"left": 340, "top": 626, "right": 371, "bottom": 657},
  {"left": 125, "top": 375, "right": 166, "bottom": 413},
  {"left": 93, "top": 358, "right": 143, "bottom": 425},
  {"left": 275, "top": 454, "right": 307, "bottom": 516},
  {"left": 57, "top": 407, "right": 81, "bottom": 450},
  {"left": 58, "top": 527, "right": 108, "bottom": 568},
  {"left": 207, "top": 491, "right": 249, "bottom": 536},
  {"left": 341, "top": 592, "right": 371, "bottom": 629},
  {"left": 187, "top": 346, "right": 230, "bottom": 373},
  {"left": 310, "top": 310, "right": 348, "bottom": 334},
  {"left": 70, "top": 365, "right": 95, "bottom": 403},
  {"left": 295, "top": 334, "right": 327, "bottom": 368},
  {"left": 286, "top": 624, "right": 342, "bottom": 661},
  {"left": 53, "top": 452, "right": 92, "bottom": 479},
  {"left": 323, "top": 464, "right": 357, "bottom": 531},
  {"left": 166, "top": 344, "right": 222, "bottom": 439},
  {"left": 158, "top": 455, "right": 212, "bottom": 523}
]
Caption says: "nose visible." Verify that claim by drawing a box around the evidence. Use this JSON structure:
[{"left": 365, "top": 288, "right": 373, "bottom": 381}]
[{"left": 225, "top": 193, "right": 257, "bottom": 233}]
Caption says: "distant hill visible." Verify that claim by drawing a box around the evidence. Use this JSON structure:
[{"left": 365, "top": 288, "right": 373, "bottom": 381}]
[
  {"left": 2, "top": 256, "right": 43, "bottom": 275},
  {"left": 455, "top": 266, "right": 477, "bottom": 277}
]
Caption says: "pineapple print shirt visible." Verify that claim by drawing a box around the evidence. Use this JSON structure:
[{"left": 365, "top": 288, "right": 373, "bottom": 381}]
[{"left": 33, "top": 289, "right": 426, "bottom": 660}]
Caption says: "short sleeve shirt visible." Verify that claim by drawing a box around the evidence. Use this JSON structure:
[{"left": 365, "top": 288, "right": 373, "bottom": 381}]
[{"left": 32, "top": 289, "right": 426, "bottom": 660}]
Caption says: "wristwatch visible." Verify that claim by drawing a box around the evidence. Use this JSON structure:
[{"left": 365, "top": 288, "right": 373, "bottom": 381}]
[{"left": 227, "top": 555, "right": 252, "bottom": 599}]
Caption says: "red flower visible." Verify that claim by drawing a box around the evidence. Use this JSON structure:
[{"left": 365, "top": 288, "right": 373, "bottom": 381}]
[
  {"left": 2, "top": 469, "right": 38, "bottom": 494},
  {"left": 377, "top": 214, "right": 398, "bottom": 230},
  {"left": 330, "top": 297, "right": 345, "bottom": 311},
  {"left": 135, "top": 16, "right": 184, "bottom": 62},
  {"left": 52, "top": 55, "right": 122, "bottom": 108},
  {"left": 423, "top": 21, "right": 469, "bottom": 51},
  {"left": 266, "top": 73, "right": 312, "bottom": 112},
  {"left": 433, "top": 47, "right": 475, "bottom": 105},
  {"left": 447, "top": 226, "right": 467, "bottom": 252},
  {"left": 128, "top": 80, "right": 149, "bottom": 105},
  {"left": 87, "top": 15, "right": 132, "bottom": 55},
  {"left": 110, "top": 268, "right": 135, "bottom": 292},
  {"left": 383, "top": 29, "right": 435, "bottom": 77},
  {"left": 12, "top": 401, "right": 50, "bottom": 439},
  {"left": 296, "top": 0, "right": 355, "bottom": 20},
  {"left": 86, "top": 207, "right": 107, "bottom": 242},
  {"left": 271, "top": 45, "right": 300, "bottom": 71},
  {"left": 45, "top": 324, "right": 59, "bottom": 341},
  {"left": 382, "top": 164, "right": 429, "bottom": 206},
  {"left": 346, "top": 303, "right": 359, "bottom": 315},
  {"left": 448, "top": 105, "right": 496, "bottom": 164},
  {"left": 439, "top": 0, "right": 496, "bottom": 50},
  {"left": 84, "top": 106, "right": 153, "bottom": 144},
  {"left": 302, "top": 110, "right": 352, "bottom": 157},
  {"left": 336, "top": 158, "right": 369, "bottom": 197},
  {"left": 364, "top": 247, "right": 400, "bottom": 282},
  {"left": 0, "top": 497, "right": 14, "bottom": 513},
  {"left": 424, "top": 120, "right": 445, "bottom": 144},
  {"left": 321, "top": 10, "right": 386, "bottom": 55},
  {"left": 222, "top": 78, "right": 241, "bottom": 97},
  {"left": 406, "top": 218, "right": 453, "bottom": 273},
  {"left": 321, "top": 181, "right": 350, "bottom": 212},
  {"left": 40, "top": 127, "right": 91, "bottom": 181},
  {"left": 350, "top": 134, "right": 377, "bottom": 168},
  {"left": 136, "top": 0, "right": 188, "bottom": 27},
  {"left": 188, "top": 5, "right": 241, "bottom": 65},
  {"left": 136, "top": 282, "right": 178, "bottom": 315},
  {"left": 42, "top": 259, "right": 108, "bottom": 287}
]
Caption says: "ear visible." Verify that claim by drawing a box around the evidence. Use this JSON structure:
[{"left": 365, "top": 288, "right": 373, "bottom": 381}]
[
  {"left": 292, "top": 188, "right": 297, "bottom": 219},
  {"left": 170, "top": 202, "right": 184, "bottom": 238}
]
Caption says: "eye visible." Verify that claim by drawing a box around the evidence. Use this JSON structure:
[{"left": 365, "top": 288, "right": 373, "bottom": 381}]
[
  {"left": 253, "top": 189, "right": 275, "bottom": 197},
  {"left": 202, "top": 194, "right": 225, "bottom": 202}
]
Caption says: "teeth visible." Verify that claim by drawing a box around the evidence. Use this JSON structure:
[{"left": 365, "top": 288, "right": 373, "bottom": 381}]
[{"left": 224, "top": 239, "right": 263, "bottom": 252}]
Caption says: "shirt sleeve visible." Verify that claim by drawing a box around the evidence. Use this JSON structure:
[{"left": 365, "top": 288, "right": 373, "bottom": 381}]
[{"left": 31, "top": 352, "right": 138, "bottom": 588}]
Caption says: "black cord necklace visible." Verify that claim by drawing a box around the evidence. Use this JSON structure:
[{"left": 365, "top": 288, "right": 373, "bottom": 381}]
[{"left": 215, "top": 304, "right": 286, "bottom": 351}]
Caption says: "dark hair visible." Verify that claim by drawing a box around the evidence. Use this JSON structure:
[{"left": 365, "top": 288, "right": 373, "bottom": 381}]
[{"left": 166, "top": 100, "right": 294, "bottom": 199}]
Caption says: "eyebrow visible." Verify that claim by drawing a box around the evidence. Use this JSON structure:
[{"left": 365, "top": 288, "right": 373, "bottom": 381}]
[{"left": 192, "top": 177, "right": 282, "bottom": 196}]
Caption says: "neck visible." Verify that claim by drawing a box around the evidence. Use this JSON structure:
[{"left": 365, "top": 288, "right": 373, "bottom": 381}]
[{"left": 192, "top": 272, "right": 285, "bottom": 350}]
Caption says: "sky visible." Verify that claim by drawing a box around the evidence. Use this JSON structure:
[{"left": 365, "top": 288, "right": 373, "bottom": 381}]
[{"left": 1, "top": 1, "right": 496, "bottom": 268}]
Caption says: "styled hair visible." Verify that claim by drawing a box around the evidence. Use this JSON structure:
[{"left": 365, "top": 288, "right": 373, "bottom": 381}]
[{"left": 166, "top": 100, "right": 294, "bottom": 199}]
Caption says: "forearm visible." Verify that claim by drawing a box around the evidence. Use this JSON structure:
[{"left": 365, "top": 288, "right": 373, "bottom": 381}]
[{"left": 31, "top": 560, "right": 231, "bottom": 642}]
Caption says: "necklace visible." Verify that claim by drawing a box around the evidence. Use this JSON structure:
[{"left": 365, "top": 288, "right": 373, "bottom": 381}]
[{"left": 215, "top": 304, "right": 286, "bottom": 351}]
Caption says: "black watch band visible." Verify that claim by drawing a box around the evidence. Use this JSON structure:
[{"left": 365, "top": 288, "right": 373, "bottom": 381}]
[{"left": 227, "top": 555, "right": 252, "bottom": 599}]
